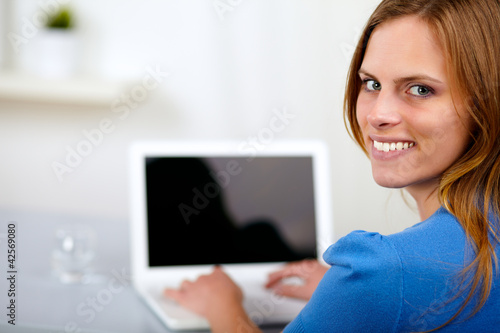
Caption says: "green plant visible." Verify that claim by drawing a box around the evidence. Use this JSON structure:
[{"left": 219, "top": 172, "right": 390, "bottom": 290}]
[{"left": 46, "top": 7, "right": 73, "bottom": 29}]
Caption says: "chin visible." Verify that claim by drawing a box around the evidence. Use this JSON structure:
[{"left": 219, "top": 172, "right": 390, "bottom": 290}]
[{"left": 372, "top": 172, "right": 408, "bottom": 189}]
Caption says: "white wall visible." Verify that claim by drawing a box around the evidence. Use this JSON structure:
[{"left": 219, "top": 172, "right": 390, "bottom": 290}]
[{"left": 0, "top": 0, "right": 418, "bottom": 241}]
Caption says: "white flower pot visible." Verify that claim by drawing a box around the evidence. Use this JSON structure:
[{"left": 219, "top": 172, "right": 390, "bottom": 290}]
[{"left": 31, "top": 29, "right": 79, "bottom": 79}]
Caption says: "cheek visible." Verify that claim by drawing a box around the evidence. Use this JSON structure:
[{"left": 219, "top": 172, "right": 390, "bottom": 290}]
[
  {"left": 355, "top": 97, "right": 369, "bottom": 130},
  {"left": 444, "top": 120, "right": 471, "bottom": 159},
  {"left": 412, "top": 111, "right": 471, "bottom": 165}
]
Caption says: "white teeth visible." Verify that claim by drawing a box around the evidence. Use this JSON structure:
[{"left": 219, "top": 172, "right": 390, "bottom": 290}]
[{"left": 373, "top": 140, "right": 414, "bottom": 152}]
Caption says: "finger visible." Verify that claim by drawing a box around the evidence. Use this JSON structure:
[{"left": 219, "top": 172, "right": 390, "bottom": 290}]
[
  {"left": 180, "top": 279, "right": 193, "bottom": 290},
  {"left": 265, "top": 272, "right": 289, "bottom": 288},
  {"left": 299, "top": 259, "right": 322, "bottom": 275},
  {"left": 283, "top": 261, "right": 315, "bottom": 277},
  {"left": 266, "top": 265, "right": 307, "bottom": 288},
  {"left": 211, "top": 265, "right": 224, "bottom": 276},
  {"left": 164, "top": 288, "right": 183, "bottom": 301},
  {"left": 268, "top": 263, "right": 299, "bottom": 279},
  {"left": 212, "top": 266, "right": 237, "bottom": 283},
  {"left": 271, "top": 284, "right": 309, "bottom": 301},
  {"left": 266, "top": 270, "right": 295, "bottom": 288}
]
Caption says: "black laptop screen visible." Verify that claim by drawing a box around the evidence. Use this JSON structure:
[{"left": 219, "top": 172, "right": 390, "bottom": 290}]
[{"left": 145, "top": 156, "right": 317, "bottom": 267}]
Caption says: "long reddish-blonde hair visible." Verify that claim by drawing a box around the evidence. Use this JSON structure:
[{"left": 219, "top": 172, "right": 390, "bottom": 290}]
[{"left": 344, "top": 0, "right": 500, "bottom": 330}]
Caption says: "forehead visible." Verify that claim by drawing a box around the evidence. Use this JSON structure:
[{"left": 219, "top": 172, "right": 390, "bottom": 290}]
[{"left": 361, "top": 16, "right": 447, "bottom": 78}]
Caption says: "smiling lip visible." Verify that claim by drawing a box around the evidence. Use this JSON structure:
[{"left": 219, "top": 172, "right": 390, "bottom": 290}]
[
  {"left": 369, "top": 136, "right": 416, "bottom": 160},
  {"left": 373, "top": 140, "right": 414, "bottom": 152}
]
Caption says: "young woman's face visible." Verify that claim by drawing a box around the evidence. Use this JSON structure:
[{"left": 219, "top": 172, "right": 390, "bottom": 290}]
[{"left": 356, "top": 16, "right": 471, "bottom": 195}]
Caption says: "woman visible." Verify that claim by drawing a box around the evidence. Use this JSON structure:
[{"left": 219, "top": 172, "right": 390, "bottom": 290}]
[{"left": 165, "top": 0, "right": 500, "bottom": 331}]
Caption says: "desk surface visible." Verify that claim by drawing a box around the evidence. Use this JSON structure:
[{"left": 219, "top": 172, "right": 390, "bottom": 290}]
[{"left": 0, "top": 210, "right": 286, "bottom": 333}]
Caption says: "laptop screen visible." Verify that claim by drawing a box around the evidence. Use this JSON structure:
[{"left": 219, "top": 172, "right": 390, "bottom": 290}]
[{"left": 145, "top": 156, "right": 317, "bottom": 267}]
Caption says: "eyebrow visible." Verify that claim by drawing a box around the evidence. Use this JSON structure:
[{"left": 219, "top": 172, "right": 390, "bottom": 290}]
[{"left": 358, "top": 69, "right": 444, "bottom": 85}]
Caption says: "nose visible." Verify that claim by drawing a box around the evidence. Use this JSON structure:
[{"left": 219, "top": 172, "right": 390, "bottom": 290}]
[{"left": 366, "top": 92, "right": 402, "bottom": 129}]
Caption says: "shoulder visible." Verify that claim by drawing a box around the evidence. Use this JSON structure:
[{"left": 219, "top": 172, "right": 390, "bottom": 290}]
[
  {"left": 323, "top": 229, "right": 400, "bottom": 267},
  {"left": 321, "top": 208, "right": 464, "bottom": 267},
  {"left": 287, "top": 230, "right": 404, "bottom": 332},
  {"left": 387, "top": 207, "right": 465, "bottom": 246},
  {"left": 385, "top": 207, "right": 470, "bottom": 267},
  {"left": 322, "top": 229, "right": 405, "bottom": 308},
  {"left": 323, "top": 229, "right": 404, "bottom": 303},
  {"left": 285, "top": 208, "right": 470, "bottom": 332}
]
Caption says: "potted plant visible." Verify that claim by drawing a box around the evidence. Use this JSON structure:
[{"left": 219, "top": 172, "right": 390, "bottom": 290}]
[
  {"left": 35, "top": 6, "right": 79, "bottom": 78},
  {"left": 46, "top": 7, "right": 73, "bottom": 30}
]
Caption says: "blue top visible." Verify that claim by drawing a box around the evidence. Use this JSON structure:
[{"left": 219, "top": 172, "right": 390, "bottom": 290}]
[{"left": 284, "top": 207, "right": 500, "bottom": 332}]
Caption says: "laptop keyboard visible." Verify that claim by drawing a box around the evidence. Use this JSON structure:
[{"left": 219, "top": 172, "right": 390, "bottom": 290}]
[{"left": 148, "top": 283, "right": 305, "bottom": 329}]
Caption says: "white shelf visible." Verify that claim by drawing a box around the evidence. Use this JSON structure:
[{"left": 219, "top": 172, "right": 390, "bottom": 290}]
[{"left": 0, "top": 72, "right": 131, "bottom": 106}]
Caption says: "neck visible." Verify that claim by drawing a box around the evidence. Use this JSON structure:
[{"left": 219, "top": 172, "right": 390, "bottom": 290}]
[{"left": 406, "top": 181, "right": 441, "bottom": 221}]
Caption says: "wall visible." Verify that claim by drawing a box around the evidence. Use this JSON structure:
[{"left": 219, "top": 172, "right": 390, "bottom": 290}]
[{"left": 0, "top": 0, "right": 418, "bottom": 241}]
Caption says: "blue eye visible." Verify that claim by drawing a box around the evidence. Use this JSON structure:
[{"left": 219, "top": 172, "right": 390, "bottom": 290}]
[
  {"left": 408, "top": 85, "right": 432, "bottom": 97},
  {"left": 364, "top": 79, "right": 381, "bottom": 91}
]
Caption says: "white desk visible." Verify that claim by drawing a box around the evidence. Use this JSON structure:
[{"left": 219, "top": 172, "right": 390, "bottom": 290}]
[{"left": 0, "top": 210, "right": 285, "bottom": 333}]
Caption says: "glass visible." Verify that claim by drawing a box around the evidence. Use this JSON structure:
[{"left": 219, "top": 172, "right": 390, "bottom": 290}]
[{"left": 51, "top": 224, "right": 96, "bottom": 284}]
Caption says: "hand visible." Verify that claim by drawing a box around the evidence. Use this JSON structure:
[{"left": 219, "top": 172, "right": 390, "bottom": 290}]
[
  {"left": 265, "top": 259, "right": 328, "bottom": 300},
  {"left": 164, "top": 266, "right": 261, "bottom": 333},
  {"left": 164, "top": 266, "right": 243, "bottom": 320}
]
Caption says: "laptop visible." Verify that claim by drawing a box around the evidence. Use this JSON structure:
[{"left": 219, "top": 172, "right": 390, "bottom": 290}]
[{"left": 129, "top": 140, "right": 334, "bottom": 330}]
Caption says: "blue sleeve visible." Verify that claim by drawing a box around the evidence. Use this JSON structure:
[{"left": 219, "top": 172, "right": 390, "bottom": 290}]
[{"left": 284, "top": 231, "right": 403, "bottom": 333}]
